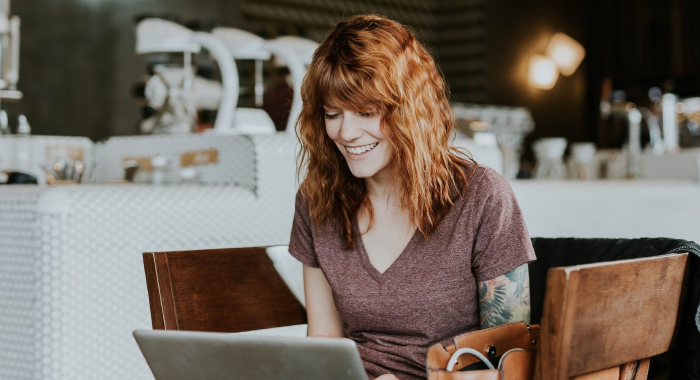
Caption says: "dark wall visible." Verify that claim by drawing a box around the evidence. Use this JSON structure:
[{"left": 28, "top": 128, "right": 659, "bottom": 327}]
[
  {"left": 10, "top": 1, "right": 698, "bottom": 145},
  {"left": 486, "top": 0, "right": 589, "bottom": 148},
  {"left": 8, "top": 0, "right": 484, "bottom": 141},
  {"left": 240, "top": 0, "right": 489, "bottom": 103},
  {"left": 586, "top": 0, "right": 700, "bottom": 147},
  {"left": 10, "top": 0, "right": 241, "bottom": 141},
  {"left": 485, "top": 0, "right": 700, "bottom": 152}
]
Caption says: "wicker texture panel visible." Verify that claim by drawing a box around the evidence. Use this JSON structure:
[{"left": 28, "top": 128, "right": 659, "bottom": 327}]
[
  {"left": 0, "top": 135, "right": 298, "bottom": 380},
  {"left": 0, "top": 187, "right": 41, "bottom": 380}
]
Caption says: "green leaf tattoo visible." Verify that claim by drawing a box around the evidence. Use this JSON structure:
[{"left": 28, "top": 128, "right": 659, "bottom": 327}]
[
  {"left": 504, "top": 265, "right": 528, "bottom": 298},
  {"left": 479, "top": 264, "right": 531, "bottom": 329}
]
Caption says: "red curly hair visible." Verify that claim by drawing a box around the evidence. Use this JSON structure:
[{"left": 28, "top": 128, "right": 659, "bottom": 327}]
[{"left": 296, "top": 14, "right": 476, "bottom": 249}]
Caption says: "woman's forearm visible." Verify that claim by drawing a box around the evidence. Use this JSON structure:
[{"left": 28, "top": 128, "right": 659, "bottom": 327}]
[{"left": 478, "top": 263, "right": 531, "bottom": 329}]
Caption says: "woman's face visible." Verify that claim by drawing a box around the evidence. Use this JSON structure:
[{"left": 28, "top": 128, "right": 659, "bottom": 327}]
[{"left": 324, "top": 106, "right": 393, "bottom": 181}]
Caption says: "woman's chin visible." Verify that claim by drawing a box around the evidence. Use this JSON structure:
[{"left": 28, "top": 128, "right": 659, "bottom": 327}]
[
  {"left": 346, "top": 164, "right": 380, "bottom": 179},
  {"left": 348, "top": 168, "right": 375, "bottom": 179}
]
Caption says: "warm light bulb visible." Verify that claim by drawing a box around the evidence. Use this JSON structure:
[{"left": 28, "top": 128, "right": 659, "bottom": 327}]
[
  {"left": 546, "top": 33, "right": 585, "bottom": 76},
  {"left": 528, "top": 54, "right": 559, "bottom": 90}
]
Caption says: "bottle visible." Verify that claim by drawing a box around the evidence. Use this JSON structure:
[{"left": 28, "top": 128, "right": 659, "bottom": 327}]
[
  {"left": 0, "top": 110, "right": 8, "bottom": 135},
  {"left": 0, "top": 111, "right": 7, "bottom": 176},
  {"left": 662, "top": 93, "right": 679, "bottom": 153},
  {"left": 13, "top": 114, "right": 33, "bottom": 174}
]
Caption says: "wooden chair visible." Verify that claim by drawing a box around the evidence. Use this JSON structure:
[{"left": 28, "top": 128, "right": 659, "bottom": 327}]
[
  {"left": 142, "top": 247, "right": 307, "bottom": 332},
  {"left": 535, "top": 253, "right": 690, "bottom": 380}
]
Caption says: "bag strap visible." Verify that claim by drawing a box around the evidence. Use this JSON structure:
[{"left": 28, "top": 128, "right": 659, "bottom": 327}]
[
  {"left": 446, "top": 348, "right": 495, "bottom": 371},
  {"left": 427, "top": 322, "right": 539, "bottom": 372}
]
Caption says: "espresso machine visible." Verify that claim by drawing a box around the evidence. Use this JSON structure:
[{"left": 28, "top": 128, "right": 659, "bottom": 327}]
[
  {"left": 0, "top": 0, "right": 21, "bottom": 130},
  {"left": 0, "top": 0, "right": 29, "bottom": 184}
]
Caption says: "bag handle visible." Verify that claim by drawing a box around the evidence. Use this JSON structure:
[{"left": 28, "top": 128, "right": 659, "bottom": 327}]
[
  {"left": 497, "top": 348, "right": 524, "bottom": 369},
  {"left": 446, "top": 347, "right": 526, "bottom": 372},
  {"left": 446, "top": 348, "right": 495, "bottom": 371}
]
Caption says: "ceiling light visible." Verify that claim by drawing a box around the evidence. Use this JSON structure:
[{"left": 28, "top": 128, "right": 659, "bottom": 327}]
[
  {"left": 528, "top": 54, "right": 559, "bottom": 90},
  {"left": 546, "top": 32, "right": 585, "bottom": 76}
]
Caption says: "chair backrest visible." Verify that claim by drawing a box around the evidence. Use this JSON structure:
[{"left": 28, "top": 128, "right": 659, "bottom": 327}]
[
  {"left": 535, "top": 253, "right": 689, "bottom": 380},
  {"left": 143, "top": 247, "right": 307, "bottom": 332}
]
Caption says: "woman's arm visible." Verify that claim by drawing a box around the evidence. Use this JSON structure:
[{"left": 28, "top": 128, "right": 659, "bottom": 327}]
[
  {"left": 303, "top": 265, "right": 345, "bottom": 337},
  {"left": 478, "top": 263, "right": 531, "bottom": 329}
]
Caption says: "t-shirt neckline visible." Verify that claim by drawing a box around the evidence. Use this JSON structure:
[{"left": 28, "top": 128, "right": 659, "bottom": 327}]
[{"left": 352, "top": 218, "right": 420, "bottom": 284}]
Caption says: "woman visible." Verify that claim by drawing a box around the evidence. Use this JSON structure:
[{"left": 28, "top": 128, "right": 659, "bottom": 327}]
[{"left": 289, "top": 15, "right": 536, "bottom": 380}]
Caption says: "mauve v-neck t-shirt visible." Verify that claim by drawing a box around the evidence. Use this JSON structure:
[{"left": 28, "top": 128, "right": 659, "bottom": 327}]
[{"left": 288, "top": 164, "right": 536, "bottom": 380}]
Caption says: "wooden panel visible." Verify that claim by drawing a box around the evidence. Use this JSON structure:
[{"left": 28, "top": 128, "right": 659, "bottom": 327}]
[
  {"left": 153, "top": 252, "right": 179, "bottom": 330},
  {"left": 534, "top": 269, "right": 568, "bottom": 380},
  {"left": 163, "top": 247, "right": 307, "bottom": 333},
  {"left": 536, "top": 253, "right": 689, "bottom": 380},
  {"left": 142, "top": 253, "right": 165, "bottom": 329},
  {"left": 566, "top": 254, "right": 688, "bottom": 375},
  {"left": 573, "top": 366, "right": 620, "bottom": 380},
  {"left": 619, "top": 361, "right": 638, "bottom": 380},
  {"left": 634, "top": 358, "right": 650, "bottom": 380}
]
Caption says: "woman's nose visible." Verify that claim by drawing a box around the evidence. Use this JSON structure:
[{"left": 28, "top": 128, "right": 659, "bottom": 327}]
[{"left": 339, "top": 113, "right": 363, "bottom": 141}]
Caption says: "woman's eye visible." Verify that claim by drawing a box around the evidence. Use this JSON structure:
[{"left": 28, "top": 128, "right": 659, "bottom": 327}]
[
  {"left": 358, "top": 111, "right": 373, "bottom": 117},
  {"left": 324, "top": 113, "right": 340, "bottom": 120}
]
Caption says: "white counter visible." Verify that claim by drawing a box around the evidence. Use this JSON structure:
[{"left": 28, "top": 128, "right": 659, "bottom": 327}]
[
  {"left": 512, "top": 179, "right": 700, "bottom": 244},
  {"left": 1, "top": 141, "right": 698, "bottom": 380}
]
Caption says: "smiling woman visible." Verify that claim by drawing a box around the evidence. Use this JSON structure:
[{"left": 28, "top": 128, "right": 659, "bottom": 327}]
[
  {"left": 322, "top": 106, "right": 390, "bottom": 179},
  {"left": 289, "top": 14, "right": 536, "bottom": 380}
]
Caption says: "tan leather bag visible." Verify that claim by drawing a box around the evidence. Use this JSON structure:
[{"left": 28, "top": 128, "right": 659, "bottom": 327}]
[{"left": 426, "top": 322, "right": 539, "bottom": 380}]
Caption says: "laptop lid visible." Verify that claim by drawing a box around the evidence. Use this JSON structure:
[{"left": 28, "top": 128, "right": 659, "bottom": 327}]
[{"left": 133, "top": 329, "right": 368, "bottom": 380}]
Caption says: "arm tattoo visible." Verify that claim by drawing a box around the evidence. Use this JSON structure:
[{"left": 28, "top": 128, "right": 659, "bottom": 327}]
[{"left": 478, "top": 263, "right": 531, "bottom": 329}]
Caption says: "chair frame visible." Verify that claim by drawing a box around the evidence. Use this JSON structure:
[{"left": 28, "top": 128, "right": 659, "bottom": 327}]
[
  {"left": 143, "top": 247, "right": 307, "bottom": 332},
  {"left": 535, "top": 253, "right": 690, "bottom": 380}
]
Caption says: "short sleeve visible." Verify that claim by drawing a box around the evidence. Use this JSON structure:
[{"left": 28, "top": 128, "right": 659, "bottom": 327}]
[
  {"left": 288, "top": 190, "right": 320, "bottom": 268},
  {"left": 471, "top": 169, "right": 536, "bottom": 282}
]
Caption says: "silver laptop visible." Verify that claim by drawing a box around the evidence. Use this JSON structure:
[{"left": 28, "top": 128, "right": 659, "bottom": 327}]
[{"left": 133, "top": 329, "right": 368, "bottom": 380}]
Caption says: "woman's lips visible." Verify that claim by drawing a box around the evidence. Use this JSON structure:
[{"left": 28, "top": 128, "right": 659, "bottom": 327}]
[{"left": 345, "top": 142, "right": 379, "bottom": 160}]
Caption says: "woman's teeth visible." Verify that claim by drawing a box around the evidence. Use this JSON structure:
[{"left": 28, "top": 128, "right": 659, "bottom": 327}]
[{"left": 346, "top": 143, "right": 378, "bottom": 155}]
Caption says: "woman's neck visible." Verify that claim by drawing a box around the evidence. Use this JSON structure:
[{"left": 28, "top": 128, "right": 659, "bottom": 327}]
[{"left": 364, "top": 168, "right": 399, "bottom": 210}]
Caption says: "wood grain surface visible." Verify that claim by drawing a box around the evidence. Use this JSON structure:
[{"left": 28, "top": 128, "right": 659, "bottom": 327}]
[
  {"left": 142, "top": 247, "right": 307, "bottom": 332},
  {"left": 536, "top": 253, "right": 689, "bottom": 380}
]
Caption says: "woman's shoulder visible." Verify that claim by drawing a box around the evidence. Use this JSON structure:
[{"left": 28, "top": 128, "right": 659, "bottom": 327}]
[
  {"left": 293, "top": 186, "right": 337, "bottom": 230},
  {"left": 449, "top": 161, "right": 519, "bottom": 221},
  {"left": 456, "top": 159, "right": 510, "bottom": 195},
  {"left": 293, "top": 187, "right": 313, "bottom": 222},
  {"left": 294, "top": 187, "right": 307, "bottom": 206}
]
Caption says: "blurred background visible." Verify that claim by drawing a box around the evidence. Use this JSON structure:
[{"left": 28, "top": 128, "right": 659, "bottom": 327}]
[
  {"left": 1, "top": 2, "right": 700, "bottom": 380},
  {"left": 4, "top": 0, "right": 699, "bottom": 149}
]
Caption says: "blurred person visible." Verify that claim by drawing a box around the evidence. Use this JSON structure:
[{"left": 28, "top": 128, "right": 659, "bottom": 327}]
[
  {"left": 263, "top": 66, "right": 294, "bottom": 132},
  {"left": 289, "top": 15, "right": 536, "bottom": 380}
]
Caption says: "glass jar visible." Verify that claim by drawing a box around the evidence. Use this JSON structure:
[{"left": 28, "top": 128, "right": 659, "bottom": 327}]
[{"left": 533, "top": 138, "right": 568, "bottom": 179}]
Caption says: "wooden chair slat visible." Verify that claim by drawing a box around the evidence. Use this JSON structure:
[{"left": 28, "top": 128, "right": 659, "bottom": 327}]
[
  {"left": 143, "top": 247, "right": 307, "bottom": 333},
  {"left": 536, "top": 253, "right": 689, "bottom": 380},
  {"left": 143, "top": 252, "right": 165, "bottom": 330}
]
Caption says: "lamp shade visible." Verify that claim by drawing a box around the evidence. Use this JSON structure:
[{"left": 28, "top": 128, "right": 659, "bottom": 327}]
[
  {"left": 528, "top": 54, "right": 559, "bottom": 90},
  {"left": 545, "top": 32, "right": 585, "bottom": 76},
  {"left": 273, "top": 36, "right": 319, "bottom": 66},
  {"left": 211, "top": 27, "right": 271, "bottom": 60},
  {"left": 135, "top": 18, "right": 200, "bottom": 54}
]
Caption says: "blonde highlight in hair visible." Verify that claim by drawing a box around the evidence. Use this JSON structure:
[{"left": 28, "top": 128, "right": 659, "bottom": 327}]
[{"left": 296, "top": 14, "right": 477, "bottom": 249}]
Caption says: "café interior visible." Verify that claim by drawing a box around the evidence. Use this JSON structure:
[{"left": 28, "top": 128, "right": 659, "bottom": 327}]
[{"left": 0, "top": 0, "right": 699, "bottom": 379}]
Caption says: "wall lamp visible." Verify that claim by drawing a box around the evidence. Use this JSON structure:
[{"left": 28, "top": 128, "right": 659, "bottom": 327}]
[{"left": 528, "top": 32, "right": 585, "bottom": 90}]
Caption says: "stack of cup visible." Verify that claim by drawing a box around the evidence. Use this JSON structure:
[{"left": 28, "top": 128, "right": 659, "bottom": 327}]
[
  {"left": 569, "top": 143, "right": 597, "bottom": 180},
  {"left": 533, "top": 138, "right": 568, "bottom": 179}
]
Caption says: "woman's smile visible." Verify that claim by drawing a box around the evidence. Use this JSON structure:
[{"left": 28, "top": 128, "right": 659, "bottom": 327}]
[{"left": 345, "top": 142, "right": 379, "bottom": 159}]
